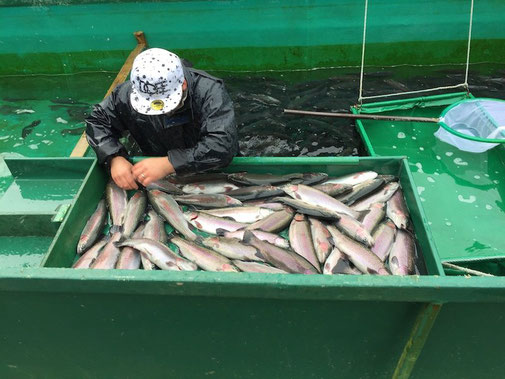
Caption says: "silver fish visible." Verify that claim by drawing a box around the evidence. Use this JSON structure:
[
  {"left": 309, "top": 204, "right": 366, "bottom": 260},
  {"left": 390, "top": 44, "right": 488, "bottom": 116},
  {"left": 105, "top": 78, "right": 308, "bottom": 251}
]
[
  {"left": 242, "top": 199, "right": 286, "bottom": 211},
  {"left": 292, "top": 172, "right": 329, "bottom": 185},
  {"left": 77, "top": 199, "right": 107, "bottom": 255},
  {"left": 352, "top": 182, "right": 400, "bottom": 211},
  {"left": 371, "top": 221, "right": 397, "bottom": 261},
  {"left": 335, "top": 213, "right": 375, "bottom": 247},
  {"left": 73, "top": 237, "right": 108, "bottom": 269},
  {"left": 148, "top": 190, "right": 198, "bottom": 241},
  {"left": 220, "top": 229, "right": 290, "bottom": 249},
  {"left": 361, "top": 203, "right": 386, "bottom": 234},
  {"left": 202, "top": 206, "right": 275, "bottom": 223},
  {"left": 386, "top": 188, "right": 409, "bottom": 229},
  {"left": 338, "top": 178, "right": 385, "bottom": 205},
  {"left": 143, "top": 209, "right": 167, "bottom": 244},
  {"left": 388, "top": 229, "right": 416, "bottom": 275},
  {"left": 232, "top": 260, "right": 288, "bottom": 274},
  {"left": 171, "top": 236, "right": 239, "bottom": 272},
  {"left": 282, "top": 184, "right": 361, "bottom": 219},
  {"left": 323, "top": 247, "right": 362, "bottom": 275},
  {"left": 246, "top": 207, "right": 294, "bottom": 233},
  {"left": 116, "top": 225, "right": 144, "bottom": 270},
  {"left": 228, "top": 172, "right": 303, "bottom": 186},
  {"left": 272, "top": 197, "right": 342, "bottom": 220},
  {"left": 184, "top": 211, "right": 248, "bottom": 234},
  {"left": 105, "top": 180, "right": 128, "bottom": 230},
  {"left": 182, "top": 181, "right": 239, "bottom": 195},
  {"left": 242, "top": 230, "right": 318, "bottom": 274},
  {"left": 289, "top": 214, "right": 321, "bottom": 272},
  {"left": 324, "top": 171, "right": 378, "bottom": 186},
  {"left": 117, "top": 238, "right": 197, "bottom": 271},
  {"left": 122, "top": 191, "right": 147, "bottom": 238},
  {"left": 146, "top": 179, "right": 184, "bottom": 195},
  {"left": 91, "top": 232, "right": 123, "bottom": 269},
  {"left": 202, "top": 236, "right": 265, "bottom": 262},
  {"left": 312, "top": 183, "right": 353, "bottom": 197},
  {"left": 173, "top": 194, "right": 242, "bottom": 208},
  {"left": 327, "top": 226, "right": 390, "bottom": 275},
  {"left": 309, "top": 217, "right": 333, "bottom": 264},
  {"left": 227, "top": 185, "right": 284, "bottom": 201}
]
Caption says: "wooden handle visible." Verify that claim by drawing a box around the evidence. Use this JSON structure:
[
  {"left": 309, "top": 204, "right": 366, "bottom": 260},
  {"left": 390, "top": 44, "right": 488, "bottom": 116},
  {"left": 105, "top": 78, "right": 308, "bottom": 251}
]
[
  {"left": 283, "top": 109, "right": 439, "bottom": 124},
  {"left": 70, "top": 31, "right": 148, "bottom": 157}
]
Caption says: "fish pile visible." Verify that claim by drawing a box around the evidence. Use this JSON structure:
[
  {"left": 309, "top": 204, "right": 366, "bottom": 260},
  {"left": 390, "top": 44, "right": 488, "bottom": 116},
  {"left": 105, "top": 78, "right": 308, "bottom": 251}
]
[{"left": 73, "top": 170, "right": 420, "bottom": 276}]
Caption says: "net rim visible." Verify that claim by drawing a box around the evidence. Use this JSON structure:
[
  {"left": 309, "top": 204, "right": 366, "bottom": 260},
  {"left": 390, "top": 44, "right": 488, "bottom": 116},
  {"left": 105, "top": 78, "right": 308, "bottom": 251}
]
[{"left": 438, "top": 98, "right": 505, "bottom": 144}]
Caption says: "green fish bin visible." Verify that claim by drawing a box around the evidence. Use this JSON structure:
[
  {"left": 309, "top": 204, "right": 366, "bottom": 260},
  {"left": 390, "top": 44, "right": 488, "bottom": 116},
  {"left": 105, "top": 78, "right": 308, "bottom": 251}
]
[{"left": 3, "top": 155, "right": 490, "bottom": 379}]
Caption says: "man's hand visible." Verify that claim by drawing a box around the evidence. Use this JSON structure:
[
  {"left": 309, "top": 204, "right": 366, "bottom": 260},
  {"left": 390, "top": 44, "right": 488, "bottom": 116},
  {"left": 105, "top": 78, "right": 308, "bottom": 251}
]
[
  {"left": 132, "top": 157, "right": 175, "bottom": 187},
  {"left": 110, "top": 156, "right": 138, "bottom": 190}
]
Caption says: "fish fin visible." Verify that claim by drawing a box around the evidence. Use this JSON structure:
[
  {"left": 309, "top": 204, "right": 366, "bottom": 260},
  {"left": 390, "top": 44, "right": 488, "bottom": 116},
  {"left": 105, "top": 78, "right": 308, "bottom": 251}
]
[
  {"left": 242, "top": 230, "right": 255, "bottom": 244},
  {"left": 109, "top": 225, "right": 123, "bottom": 234},
  {"left": 194, "top": 236, "right": 204, "bottom": 245},
  {"left": 215, "top": 228, "right": 227, "bottom": 236}
]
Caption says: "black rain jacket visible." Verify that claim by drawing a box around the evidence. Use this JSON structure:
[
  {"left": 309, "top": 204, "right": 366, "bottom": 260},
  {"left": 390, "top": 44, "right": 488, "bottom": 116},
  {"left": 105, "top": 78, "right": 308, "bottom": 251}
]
[{"left": 85, "top": 65, "right": 238, "bottom": 175}]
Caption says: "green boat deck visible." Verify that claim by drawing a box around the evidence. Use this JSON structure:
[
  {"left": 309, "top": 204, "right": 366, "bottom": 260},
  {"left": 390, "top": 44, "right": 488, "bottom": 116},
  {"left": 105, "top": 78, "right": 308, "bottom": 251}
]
[{"left": 353, "top": 92, "right": 505, "bottom": 266}]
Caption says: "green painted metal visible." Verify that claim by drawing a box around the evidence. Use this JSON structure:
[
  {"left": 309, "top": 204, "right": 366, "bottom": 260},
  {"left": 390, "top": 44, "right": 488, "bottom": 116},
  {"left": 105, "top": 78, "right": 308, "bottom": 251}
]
[
  {"left": 1, "top": 0, "right": 505, "bottom": 74},
  {"left": 392, "top": 303, "right": 442, "bottom": 379},
  {"left": 353, "top": 93, "right": 505, "bottom": 264}
]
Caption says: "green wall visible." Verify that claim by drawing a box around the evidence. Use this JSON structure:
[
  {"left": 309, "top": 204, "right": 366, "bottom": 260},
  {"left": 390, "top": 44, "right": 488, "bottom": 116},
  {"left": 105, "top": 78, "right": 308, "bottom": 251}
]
[{"left": 0, "top": 0, "right": 504, "bottom": 74}]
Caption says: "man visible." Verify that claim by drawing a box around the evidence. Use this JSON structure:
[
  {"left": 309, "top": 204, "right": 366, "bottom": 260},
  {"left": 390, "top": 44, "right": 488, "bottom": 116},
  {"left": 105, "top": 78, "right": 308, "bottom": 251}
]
[{"left": 85, "top": 48, "right": 239, "bottom": 190}]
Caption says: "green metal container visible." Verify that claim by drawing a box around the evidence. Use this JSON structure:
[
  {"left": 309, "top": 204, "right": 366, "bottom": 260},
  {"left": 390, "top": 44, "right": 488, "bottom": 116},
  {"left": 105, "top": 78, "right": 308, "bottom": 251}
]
[{"left": 0, "top": 155, "right": 449, "bottom": 379}]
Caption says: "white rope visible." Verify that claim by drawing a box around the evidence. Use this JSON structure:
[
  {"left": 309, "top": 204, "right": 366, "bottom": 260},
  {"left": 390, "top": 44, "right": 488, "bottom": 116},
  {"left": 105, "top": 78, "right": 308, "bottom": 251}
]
[
  {"left": 358, "top": 0, "right": 475, "bottom": 103},
  {"left": 464, "top": 0, "right": 475, "bottom": 86},
  {"left": 357, "top": 0, "right": 368, "bottom": 103}
]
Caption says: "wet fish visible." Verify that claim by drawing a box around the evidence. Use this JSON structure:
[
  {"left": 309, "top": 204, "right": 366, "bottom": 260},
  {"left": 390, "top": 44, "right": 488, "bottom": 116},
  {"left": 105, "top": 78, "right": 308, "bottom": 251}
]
[
  {"left": 202, "top": 236, "right": 265, "bottom": 262},
  {"left": 335, "top": 213, "right": 374, "bottom": 247},
  {"left": 282, "top": 184, "right": 361, "bottom": 219},
  {"left": 117, "top": 238, "right": 197, "bottom": 271},
  {"left": 21, "top": 120, "right": 41, "bottom": 138},
  {"left": 143, "top": 209, "right": 167, "bottom": 244},
  {"left": 323, "top": 247, "right": 362, "bottom": 275},
  {"left": 227, "top": 185, "right": 284, "bottom": 201},
  {"left": 171, "top": 236, "right": 239, "bottom": 272},
  {"left": 91, "top": 232, "right": 123, "bottom": 269},
  {"left": 202, "top": 206, "right": 275, "bottom": 223},
  {"left": 77, "top": 199, "right": 107, "bottom": 254},
  {"left": 246, "top": 207, "right": 294, "bottom": 233},
  {"left": 360, "top": 203, "right": 386, "bottom": 234},
  {"left": 105, "top": 180, "right": 128, "bottom": 231},
  {"left": 242, "top": 231, "right": 318, "bottom": 274},
  {"left": 122, "top": 191, "right": 147, "bottom": 238},
  {"left": 148, "top": 190, "right": 198, "bottom": 241},
  {"left": 184, "top": 211, "right": 248, "bottom": 234},
  {"left": 313, "top": 183, "right": 353, "bottom": 197},
  {"left": 173, "top": 194, "right": 243, "bottom": 208},
  {"left": 352, "top": 182, "right": 400, "bottom": 212},
  {"left": 327, "top": 226, "right": 390, "bottom": 275},
  {"left": 338, "top": 178, "right": 385, "bottom": 205},
  {"left": 371, "top": 221, "right": 397, "bottom": 261},
  {"left": 73, "top": 238, "right": 108, "bottom": 269},
  {"left": 289, "top": 214, "right": 321, "bottom": 272},
  {"left": 292, "top": 172, "right": 329, "bottom": 186},
  {"left": 181, "top": 181, "right": 239, "bottom": 194},
  {"left": 386, "top": 188, "right": 409, "bottom": 229},
  {"left": 325, "top": 171, "right": 378, "bottom": 186},
  {"left": 168, "top": 172, "right": 231, "bottom": 185},
  {"left": 388, "top": 229, "right": 416, "bottom": 275},
  {"left": 228, "top": 172, "right": 303, "bottom": 186},
  {"left": 219, "top": 229, "right": 290, "bottom": 249},
  {"left": 309, "top": 217, "right": 333, "bottom": 264},
  {"left": 242, "top": 199, "right": 285, "bottom": 210},
  {"left": 146, "top": 179, "right": 184, "bottom": 195},
  {"left": 232, "top": 260, "right": 288, "bottom": 274},
  {"left": 272, "top": 197, "right": 342, "bottom": 219},
  {"left": 116, "top": 225, "right": 144, "bottom": 270}
]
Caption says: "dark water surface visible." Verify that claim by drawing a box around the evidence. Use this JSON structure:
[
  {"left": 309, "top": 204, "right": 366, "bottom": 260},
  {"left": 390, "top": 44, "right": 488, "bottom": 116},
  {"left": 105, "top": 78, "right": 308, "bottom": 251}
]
[{"left": 0, "top": 64, "right": 504, "bottom": 158}]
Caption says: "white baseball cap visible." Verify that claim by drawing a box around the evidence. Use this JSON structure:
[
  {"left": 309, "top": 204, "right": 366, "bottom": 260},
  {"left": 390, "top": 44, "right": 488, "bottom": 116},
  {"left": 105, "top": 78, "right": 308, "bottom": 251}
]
[{"left": 130, "top": 48, "right": 185, "bottom": 115}]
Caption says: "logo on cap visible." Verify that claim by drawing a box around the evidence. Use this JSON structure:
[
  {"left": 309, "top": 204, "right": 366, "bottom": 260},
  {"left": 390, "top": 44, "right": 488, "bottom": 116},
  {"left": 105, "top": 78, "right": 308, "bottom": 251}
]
[{"left": 150, "top": 100, "right": 165, "bottom": 111}]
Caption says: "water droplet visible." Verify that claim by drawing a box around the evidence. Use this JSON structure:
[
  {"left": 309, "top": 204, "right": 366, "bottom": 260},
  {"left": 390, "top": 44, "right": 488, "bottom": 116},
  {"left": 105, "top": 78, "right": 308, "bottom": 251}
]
[
  {"left": 436, "top": 155, "right": 441, "bottom": 160},
  {"left": 412, "top": 136, "right": 417, "bottom": 140},
  {"left": 458, "top": 195, "right": 476, "bottom": 203},
  {"left": 474, "top": 175, "right": 481, "bottom": 179},
  {"left": 419, "top": 147, "right": 424, "bottom": 151},
  {"left": 445, "top": 221, "right": 452, "bottom": 226},
  {"left": 445, "top": 152, "right": 454, "bottom": 157},
  {"left": 427, "top": 177, "right": 435, "bottom": 183},
  {"left": 415, "top": 162, "right": 424, "bottom": 173},
  {"left": 417, "top": 186, "right": 425, "bottom": 195},
  {"left": 397, "top": 132, "right": 406, "bottom": 139},
  {"left": 392, "top": 145, "right": 397, "bottom": 149},
  {"left": 453, "top": 158, "right": 468, "bottom": 166},
  {"left": 486, "top": 205, "right": 492, "bottom": 210}
]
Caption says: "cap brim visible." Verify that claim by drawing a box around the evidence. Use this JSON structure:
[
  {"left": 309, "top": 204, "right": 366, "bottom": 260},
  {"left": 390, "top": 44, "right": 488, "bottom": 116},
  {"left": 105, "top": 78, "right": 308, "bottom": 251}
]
[{"left": 130, "top": 83, "right": 184, "bottom": 115}]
